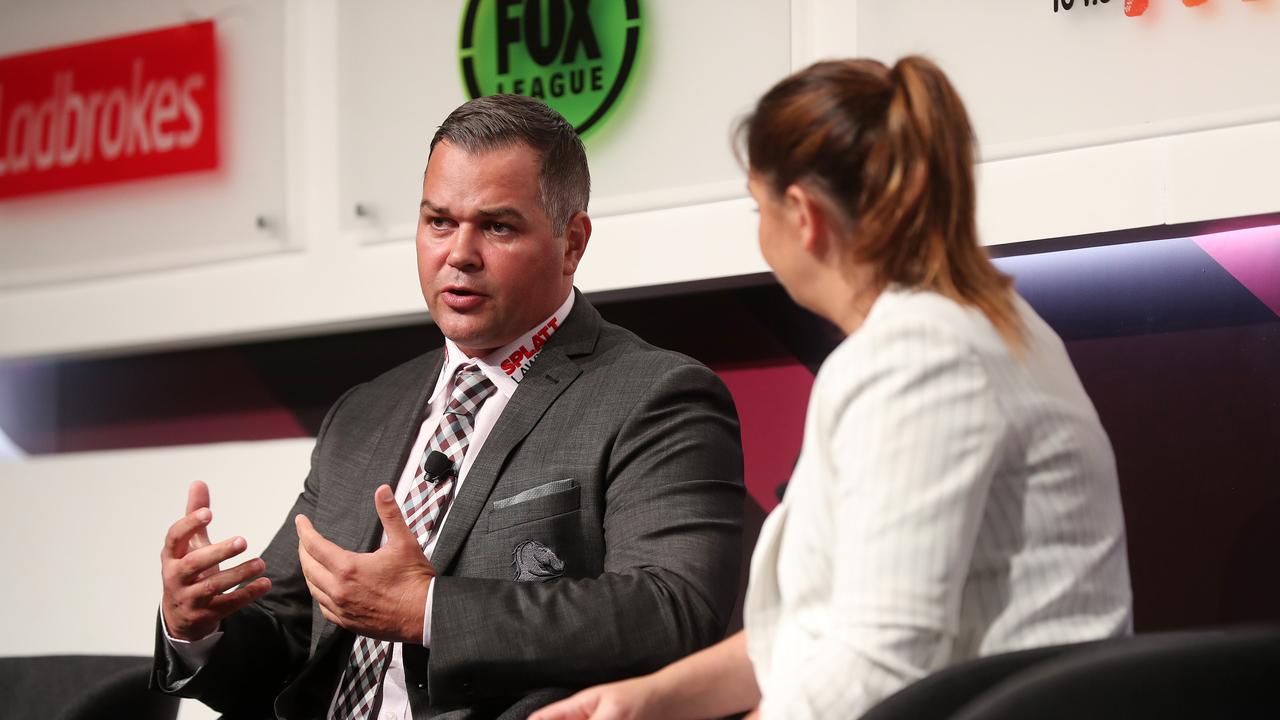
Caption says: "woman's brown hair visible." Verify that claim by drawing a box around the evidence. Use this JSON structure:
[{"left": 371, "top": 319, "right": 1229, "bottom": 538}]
[{"left": 739, "top": 56, "right": 1023, "bottom": 350}]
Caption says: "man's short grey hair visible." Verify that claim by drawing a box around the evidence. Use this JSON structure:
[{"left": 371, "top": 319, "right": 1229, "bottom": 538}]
[{"left": 429, "top": 95, "right": 590, "bottom": 236}]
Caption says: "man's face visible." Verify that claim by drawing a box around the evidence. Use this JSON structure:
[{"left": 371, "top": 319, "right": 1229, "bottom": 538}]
[{"left": 417, "top": 141, "right": 588, "bottom": 357}]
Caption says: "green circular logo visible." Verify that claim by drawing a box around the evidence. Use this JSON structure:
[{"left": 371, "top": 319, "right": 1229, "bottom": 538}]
[{"left": 459, "top": 0, "right": 642, "bottom": 135}]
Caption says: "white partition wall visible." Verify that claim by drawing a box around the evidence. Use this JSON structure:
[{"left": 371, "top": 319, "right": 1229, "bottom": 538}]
[
  {"left": 0, "top": 0, "right": 292, "bottom": 288},
  {"left": 0, "top": 440, "right": 313, "bottom": 720},
  {"left": 1, "top": 0, "right": 1277, "bottom": 358},
  {"left": 801, "top": 0, "right": 1280, "bottom": 247},
  {"left": 337, "top": 0, "right": 791, "bottom": 241}
]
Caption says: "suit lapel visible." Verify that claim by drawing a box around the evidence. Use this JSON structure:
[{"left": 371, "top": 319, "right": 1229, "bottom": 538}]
[
  {"left": 316, "top": 295, "right": 600, "bottom": 647},
  {"left": 429, "top": 294, "right": 601, "bottom": 574},
  {"left": 314, "top": 351, "right": 443, "bottom": 650},
  {"left": 429, "top": 348, "right": 580, "bottom": 575},
  {"left": 347, "top": 352, "right": 444, "bottom": 553}
]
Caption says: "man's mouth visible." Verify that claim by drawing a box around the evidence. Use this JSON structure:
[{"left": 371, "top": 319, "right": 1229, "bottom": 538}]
[{"left": 440, "top": 287, "right": 487, "bottom": 311}]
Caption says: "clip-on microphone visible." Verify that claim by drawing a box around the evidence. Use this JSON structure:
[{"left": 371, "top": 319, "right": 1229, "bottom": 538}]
[{"left": 422, "top": 450, "right": 454, "bottom": 484}]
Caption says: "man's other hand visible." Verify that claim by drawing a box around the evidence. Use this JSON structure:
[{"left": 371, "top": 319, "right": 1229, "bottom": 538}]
[
  {"left": 160, "top": 480, "right": 271, "bottom": 641},
  {"left": 295, "top": 484, "right": 435, "bottom": 643}
]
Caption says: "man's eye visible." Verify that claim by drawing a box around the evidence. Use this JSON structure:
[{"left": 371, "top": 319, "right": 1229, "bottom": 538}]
[
  {"left": 489, "top": 222, "right": 512, "bottom": 235},
  {"left": 428, "top": 217, "right": 451, "bottom": 230}
]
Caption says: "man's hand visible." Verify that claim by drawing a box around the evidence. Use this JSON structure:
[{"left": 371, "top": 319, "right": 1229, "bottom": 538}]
[
  {"left": 295, "top": 484, "right": 435, "bottom": 643},
  {"left": 160, "top": 481, "right": 272, "bottom": 641}
]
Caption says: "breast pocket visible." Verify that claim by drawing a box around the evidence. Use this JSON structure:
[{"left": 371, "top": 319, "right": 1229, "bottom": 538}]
[{"left": 488, "top": 478, "right": 581, "bottom": 532}]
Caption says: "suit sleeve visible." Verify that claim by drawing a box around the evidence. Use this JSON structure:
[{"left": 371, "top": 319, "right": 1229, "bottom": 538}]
[
  {"left": 427, "top": 362, "right": 745, "bottom": 704},
  {"left": 756, "top": 320, "right": 1006, "bottom": 720},
  {"left": 150, "top": 385, "right": 362, "bottom": 715}
]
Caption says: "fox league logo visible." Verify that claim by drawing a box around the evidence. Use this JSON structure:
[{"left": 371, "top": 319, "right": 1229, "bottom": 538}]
[{"left": 459, "top": 0, "right": 642, "bottom": 135}]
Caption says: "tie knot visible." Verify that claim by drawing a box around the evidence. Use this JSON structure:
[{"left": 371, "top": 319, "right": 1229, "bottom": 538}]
[{"left": 447, "top": 365, "right": 496, "bottom": 417}]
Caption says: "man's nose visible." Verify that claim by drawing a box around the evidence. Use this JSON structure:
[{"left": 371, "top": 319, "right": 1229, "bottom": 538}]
[{"left": 447, "top": 225, "right": 483, "bottom": 270}]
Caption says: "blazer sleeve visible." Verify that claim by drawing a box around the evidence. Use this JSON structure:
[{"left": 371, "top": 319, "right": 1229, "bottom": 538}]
[
  {"left": 150, "top": 384, "right": 363, "bottom": 715},
  {"left": 427, "top": 362, "right": 745, "bottom": 704},
  {"left": 757, "top": 319, "right": 1006, "bottom": 720}
]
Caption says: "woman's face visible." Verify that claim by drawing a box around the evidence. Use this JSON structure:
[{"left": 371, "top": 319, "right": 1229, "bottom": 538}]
[
  {"left": 748, "top": 169, "right": 883, "bottom": 334},
  {"left": 748, "top": 173, "right": 793, "bottom": 283},
  {"left": 748, "top": 172, "right": 813, "bottom": 309}
]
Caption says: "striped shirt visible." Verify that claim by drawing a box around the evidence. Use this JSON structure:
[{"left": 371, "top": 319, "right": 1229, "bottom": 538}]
[{"left": 745, "top": 286, "right": 1133, "bottom": 720}]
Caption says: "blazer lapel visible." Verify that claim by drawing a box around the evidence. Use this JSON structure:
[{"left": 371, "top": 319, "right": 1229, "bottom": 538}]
[
  {"left": 348, "top": 352, "right": 444, "bottom": 553},
  {"left": 314, "top": 351, "right": 443, "bottom": 650},
  {"left": 429, "top": 294, "right": 601, "bottom": 574},
  {"left": 429, "top": 348, "right": 580, "bottom": 575}
]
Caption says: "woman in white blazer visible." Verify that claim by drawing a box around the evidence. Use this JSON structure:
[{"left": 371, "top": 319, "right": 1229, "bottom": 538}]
[{"left": 534, "top": 56, "right": 1133, "bottom": 720}]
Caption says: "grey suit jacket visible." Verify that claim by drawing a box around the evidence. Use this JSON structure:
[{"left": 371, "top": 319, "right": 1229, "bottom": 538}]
[{"left": 153, "top": 294, "right": 745, "bottom": 719}]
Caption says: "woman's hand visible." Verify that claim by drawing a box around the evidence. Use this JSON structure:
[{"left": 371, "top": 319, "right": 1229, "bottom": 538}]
[
  {"left": 531, "top": 676, "right": 665, "bottom": 720},
  {"left": 533, "top": 632, "right": 758, "bottom": 720}
]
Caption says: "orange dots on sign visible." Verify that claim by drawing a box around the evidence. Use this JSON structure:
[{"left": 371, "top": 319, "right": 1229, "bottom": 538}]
[{"left": 1127, "top": 0, "right": 1262, "bottom": 17}]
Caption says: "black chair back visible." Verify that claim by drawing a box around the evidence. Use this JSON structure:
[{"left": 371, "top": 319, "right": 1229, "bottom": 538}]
[
  {"left": 0, "top": 655, "right": 179, "bottom": 720},
  {"left": 951, "top": 626, "right": 1280, "bottom": 720},
  {"left": 860, "top": 640, "right": 1102, "bottom": 720}
]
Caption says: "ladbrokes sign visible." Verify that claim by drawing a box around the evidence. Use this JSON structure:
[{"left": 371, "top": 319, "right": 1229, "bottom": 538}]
[
  {"left": 459, "top": 0, "right": 642, "bottom": 135},
  {"left": 0, "top": 21, "right": 218, "bottom": 200}
]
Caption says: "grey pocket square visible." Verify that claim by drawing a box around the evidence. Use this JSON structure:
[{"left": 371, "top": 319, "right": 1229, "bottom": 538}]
[
  {"left": 492, "top": 478, "right": 577, "bottom": 510},
  {"left": 512, "top": 540, "right": 565, "bottom": 582}
]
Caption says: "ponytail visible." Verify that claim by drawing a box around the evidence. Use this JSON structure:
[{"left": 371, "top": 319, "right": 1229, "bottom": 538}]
[{"left": 739, "top": 56, "right": 1025, "bottom": 352}]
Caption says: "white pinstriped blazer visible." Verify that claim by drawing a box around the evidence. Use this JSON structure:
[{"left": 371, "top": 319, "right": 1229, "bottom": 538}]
[{"left": 744, "top": 286, "right": 1133, "bottom": 720}]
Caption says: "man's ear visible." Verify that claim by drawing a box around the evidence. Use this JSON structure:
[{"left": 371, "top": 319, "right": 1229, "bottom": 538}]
[
  {"left": 784, "top": 184, "right": 830, "bottom": 260},
  {"left": 562, "top": 211, "right": 591, "bottom": 276}
]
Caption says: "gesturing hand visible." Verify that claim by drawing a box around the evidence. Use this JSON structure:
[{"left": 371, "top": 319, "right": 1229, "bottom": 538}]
[
  {"left": 295, "top": 484, "right": 436, "bottom": 643},
  {"left": 160, "top": 481, "right": 272, "bottom": 641}
]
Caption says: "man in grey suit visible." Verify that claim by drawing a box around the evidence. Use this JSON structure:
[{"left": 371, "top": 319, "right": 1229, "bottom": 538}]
[{"left": 153, "top": 95, "right": 744, "bottom": 719}]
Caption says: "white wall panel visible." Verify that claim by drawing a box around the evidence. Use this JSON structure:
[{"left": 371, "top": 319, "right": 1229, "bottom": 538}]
[
  {"left": 0, "top": 439, "right": 312, "bottom": 719},
  {"left": 579, "top": 196, "right": 768, "bottom": 292},
  {"left": 583, "top": 0, "right": 790, "bottom": 217},
  {"left": 0, "top": 0, "right": 292, "bottom": 288},
  {"left": 802, "top": 0, "right": 1280, "bottom": 248},
  {"left": 338, "top": 0, "right": 790, "bottom": 245},
  {"left": 1166, "top": 120, "right": 1280, "bottom": 226},
  {"left": 336, "top": 0, "right": 470, "bottom": 246},
  {"left": 977, "top": 139, "right": 1166, "bottom": 248},
  {"left": 852, "top": 0, "right": 1280, "bottom": 160}
]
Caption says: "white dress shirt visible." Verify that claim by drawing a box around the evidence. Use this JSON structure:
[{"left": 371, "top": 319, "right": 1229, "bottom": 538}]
[
  {"left": 744, "top": 286, "right": 1133, "bottom": 720},
  {"left": 166, "top": 291, "right": 575, "bottom": 720}
]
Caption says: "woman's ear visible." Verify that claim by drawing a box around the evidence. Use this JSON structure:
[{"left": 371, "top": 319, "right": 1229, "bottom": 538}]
[{"left": 784, "top": 183, "right": 830, "bottom": 259}]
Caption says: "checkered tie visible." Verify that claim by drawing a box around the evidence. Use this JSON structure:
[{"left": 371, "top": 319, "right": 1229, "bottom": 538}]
[{"left": 328, "top": 365, "right": 497, "bottom": 720}]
